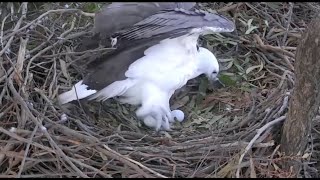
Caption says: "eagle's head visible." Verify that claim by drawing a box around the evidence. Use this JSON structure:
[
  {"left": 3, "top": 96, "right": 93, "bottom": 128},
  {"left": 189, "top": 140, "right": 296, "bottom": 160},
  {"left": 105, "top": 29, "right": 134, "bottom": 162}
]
[{"left": 197, "top": 47, "right": 224, "bottom": 88}]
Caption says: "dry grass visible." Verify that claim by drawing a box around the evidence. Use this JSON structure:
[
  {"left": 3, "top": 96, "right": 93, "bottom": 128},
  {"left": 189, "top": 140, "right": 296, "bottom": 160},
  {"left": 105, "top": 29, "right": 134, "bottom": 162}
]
[{"left": 0, "top": 2, "right": 320, "bottom": 178}]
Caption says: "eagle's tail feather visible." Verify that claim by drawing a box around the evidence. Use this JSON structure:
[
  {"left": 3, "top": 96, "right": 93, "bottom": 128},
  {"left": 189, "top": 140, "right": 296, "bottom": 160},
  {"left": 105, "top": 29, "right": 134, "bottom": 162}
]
[
  {"left": 58, "top": 80, "right": 97, "bottom": 105},
  {"left": 88, "top": 79, "right": 138, "bottom": 102}
]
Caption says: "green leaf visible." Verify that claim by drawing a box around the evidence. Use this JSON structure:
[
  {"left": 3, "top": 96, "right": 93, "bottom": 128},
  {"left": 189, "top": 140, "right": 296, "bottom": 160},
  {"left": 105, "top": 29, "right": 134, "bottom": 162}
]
[
  {"left": 242, "top": 56, "right": 251, "bottom": 66},
  {"left": 224, "top": 60, "right": 234, "bottom": 70},
  {"left": 172, "top": 96, "right": 189, "bottom": 109},
  {"left": 245, "top": 26, "right": 259, "bottom": 35},
  {"left": 189, "top": 95, "right": 197, "bottom": 109},
  {"left": 218, "top": 74, "right": 237, "bottom": 86},
  {"left": 248, "top": 71, "right": 266, "bottom": 82},
  {"left": 247, "top": 18, "right": 253, "bottom": 28},
  {"left": 183, "top": 116, "right": 206, "bottom": 127},
  {"left": 59, "top": 59, "right": 69, "bottom": 79},
  {"left": 83, "top": 3, "right": 100, "bottom": 13},
  {"left": 208, "top": 115, "right": 224, "bottom": 125},
  {"left": 238, "top": 18, "right": 248, "bottom": 27},
  {"left": 219, "top": 58, "right": 234, "bottom": 63},
  {"left": 245, "top": 62, "right": 264, "bottom": 75},
  {"left": 199, "top": 115, "right": 227, "bottom": 129},
  {"left": 233, "top": 60, "right": 244, "bottom": 72},
  {"left": 225, "top": 40, "right": 238, "bottom": 46},
  {"left": 264, "top": 20, "right": 269, "bottom": 27}
]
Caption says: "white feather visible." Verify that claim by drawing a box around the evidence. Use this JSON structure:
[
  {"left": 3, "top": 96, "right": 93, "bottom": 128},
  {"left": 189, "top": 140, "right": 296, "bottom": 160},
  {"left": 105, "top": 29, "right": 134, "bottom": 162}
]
[
  {"left": 58, "top": 80, "right": 97, "bottom": 105},
  {"left": 125, "top": 37, "right": 199, "bottom": 96},
  {"left": 88, "top": 78, "right": 138, "bottom": 102}
]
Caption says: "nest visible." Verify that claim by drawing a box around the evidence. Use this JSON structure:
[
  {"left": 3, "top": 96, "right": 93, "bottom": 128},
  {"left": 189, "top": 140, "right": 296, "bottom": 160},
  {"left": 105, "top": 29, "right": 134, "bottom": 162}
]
[{"left": 1, "top": 2, "right": 320, "bottom": 178}]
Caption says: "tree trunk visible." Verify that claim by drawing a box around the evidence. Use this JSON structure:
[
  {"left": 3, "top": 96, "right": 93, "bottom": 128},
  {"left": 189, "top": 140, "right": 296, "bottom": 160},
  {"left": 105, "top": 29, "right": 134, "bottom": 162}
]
[{"left": 280, "top": 14, "right": 320, "bottom": 173}]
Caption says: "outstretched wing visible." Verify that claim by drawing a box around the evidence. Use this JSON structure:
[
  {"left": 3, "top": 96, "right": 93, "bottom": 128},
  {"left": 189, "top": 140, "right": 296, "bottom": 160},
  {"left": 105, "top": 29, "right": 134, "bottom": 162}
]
[
  {"left": 75, "top": 3, "right": 196, "bottom": 54},
  {"left": 115, "top": 8, "right": 234, "bottom": 42},
  {"left": 93, "top": 2, "right": 196, "bottom": 36},
  {"left": 81, "top": 8, "right": 235, "bottom": 91}
]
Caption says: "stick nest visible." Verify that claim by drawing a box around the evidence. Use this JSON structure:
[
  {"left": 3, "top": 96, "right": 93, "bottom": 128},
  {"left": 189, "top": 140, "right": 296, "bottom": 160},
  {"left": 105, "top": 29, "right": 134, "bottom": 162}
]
[{"left": 1, "top": 2, "right": 320, "bottom": 178}]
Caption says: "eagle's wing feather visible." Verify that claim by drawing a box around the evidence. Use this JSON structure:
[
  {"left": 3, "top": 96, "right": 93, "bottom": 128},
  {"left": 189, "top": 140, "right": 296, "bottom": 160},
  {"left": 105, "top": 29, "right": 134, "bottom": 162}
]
[
  {"left": 94, "top": 3, "right": 196, "bottom": 36},
  {"left": 76, "top": 3, "right": 195, "bottom": 52},
  {"left": 117, "top": 9, "right": 234, "bottom": 42}
]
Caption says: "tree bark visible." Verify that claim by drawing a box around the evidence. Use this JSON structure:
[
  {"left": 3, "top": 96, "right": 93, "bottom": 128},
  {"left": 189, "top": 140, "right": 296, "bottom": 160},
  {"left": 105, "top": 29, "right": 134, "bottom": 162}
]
[{"left": 280, "top": 14, "right": 320, "bottom": 173}]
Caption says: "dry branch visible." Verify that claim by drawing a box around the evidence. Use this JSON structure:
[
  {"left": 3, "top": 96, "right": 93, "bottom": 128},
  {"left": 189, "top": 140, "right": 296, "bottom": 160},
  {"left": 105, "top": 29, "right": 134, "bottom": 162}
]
[
  {"left": 236, "top": 116, "right": 286, "bottom": 178},
  {"left": 253, "top": 34, "right": 295, "bottom": 58}
]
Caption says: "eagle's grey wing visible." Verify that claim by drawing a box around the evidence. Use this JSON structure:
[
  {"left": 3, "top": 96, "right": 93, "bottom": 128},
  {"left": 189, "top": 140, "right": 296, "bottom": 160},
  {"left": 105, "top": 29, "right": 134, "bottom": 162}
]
[
  {"left": 82, "top": 36, "right": 171, "bottom": 90},
  {"left": 116, "top": 8, "right": 235, "bottom": 42},
  {"left": 75, "top": 2, "right": 195, "bottom": 51},
  {"left": 93, "top": 2, "right": 196, "bottom": 36}
]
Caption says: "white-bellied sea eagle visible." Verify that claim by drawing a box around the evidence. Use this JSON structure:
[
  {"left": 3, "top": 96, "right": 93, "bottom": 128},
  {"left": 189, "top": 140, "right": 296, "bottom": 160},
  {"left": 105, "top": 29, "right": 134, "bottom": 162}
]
[{"left": 57, "top": 2, "right": 235, "bottom": 131}]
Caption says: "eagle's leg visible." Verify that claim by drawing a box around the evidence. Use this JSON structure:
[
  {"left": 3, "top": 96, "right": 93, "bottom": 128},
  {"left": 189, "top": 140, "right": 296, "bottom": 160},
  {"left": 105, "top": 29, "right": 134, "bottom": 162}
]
[
  {"left": 142, "top": 115, "right": 161, "bottom": 131},
  {"left": 158, "top": 106, "right": 175, "bottom": 130},
  {"left": 159, "top": 109, "right": 184, "bottom": 130},
  {"left": 136, "top": 104, "right": 173, "bottom": 131},
  {"left": 161, "top": 115, "right": 172, "bottom": 131}
]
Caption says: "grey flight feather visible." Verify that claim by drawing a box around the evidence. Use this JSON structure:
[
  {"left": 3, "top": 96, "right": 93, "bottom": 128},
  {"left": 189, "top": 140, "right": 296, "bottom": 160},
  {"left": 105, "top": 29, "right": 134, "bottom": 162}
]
[
  {"left": 93, "top": 2, "right": 196, "bottom": 37},
  {"left": 117, "top": 8, "right": 235, "bottom": 41},
  {"left": 75, "top": 2, "right": 195, "bottom": 52}
]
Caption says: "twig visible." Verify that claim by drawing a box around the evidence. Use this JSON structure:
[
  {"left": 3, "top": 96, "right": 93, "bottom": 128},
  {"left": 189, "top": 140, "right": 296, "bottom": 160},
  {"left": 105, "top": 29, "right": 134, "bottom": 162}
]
[
  {"left": 217, "top": 3, "right": 244, "bottom": 13},
  {"left": 68, "top": 157, "right": 112, "bottom": 178},
  {"left": 281, "top": 2, "right": 294, "bottom": 46},
  {"left": 102, "top": 144, "right": 167, "bottom": 178},
  {"left": 277, "top": 53, "right": 295, "bottom": 71},
  {"left": 236, "top": 116, "right": 286, "bottom": 178},
  {"left": 16, "top": 124, "right": 39, "bottom": 177},
  {"left": 7, "top": 76, "right": 89, "bottom": 178},
  {"left": 28, "top": 33, "right": 54, "bottom": 54},
  {"left": 253, "top": 34, "right": 295, "bottom": 58},
  {"left": 0, "top": 14, "right": 10, "bottom": 49},
  {"left": 0, "top": 141, "right": 15, "bottom": 165},
  {"left": 96, "top": 145, "right": 154, "bottom": 178},
  {"left": 245, "top": 3, "right": 285, "bottom": 30},
  {"left": 0, "top": 3, "right": 27, "bottom": 57},
  {"left": 270, "top": 145, "right": 281, "bottom": 161},
  {"left": 59, "top": 17, "right": 76, "bottom": 39},
  {"left": 15, "top": 37, "right": 28, "bottom": 75},
  {"left": 274, "top": 92, "right": 289, "bottom": 117},
  {"left": 34, "top": 88, "right": 58, "bottom": 114},
  {"left": 2, "top": 8, "right": 94, "bottom": 42},
  {"left": 14, "top": 36, "right": 29, "bottom": 89},
  {"left": 249, "top": 157, "right": 257, "bottom": 178},
  {"left": 0, "top": 126, "right": 55, "bottom": 153},
  {"left": 24, "top": 35, "right": 67, "bottom": 85}
]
